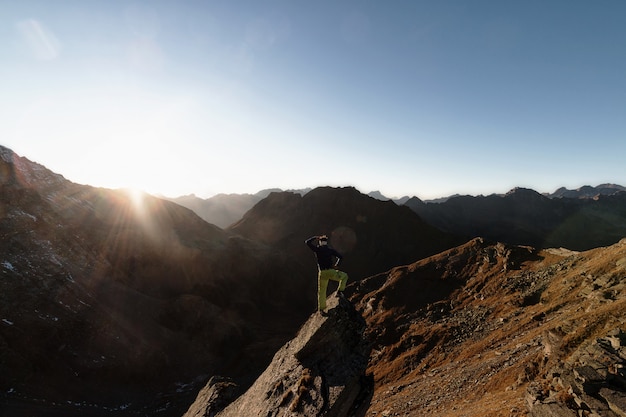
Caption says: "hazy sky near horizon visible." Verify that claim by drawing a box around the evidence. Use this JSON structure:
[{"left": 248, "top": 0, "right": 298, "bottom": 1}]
[{"left": 2, "top": 1, "right": 625, "bottom": 199}]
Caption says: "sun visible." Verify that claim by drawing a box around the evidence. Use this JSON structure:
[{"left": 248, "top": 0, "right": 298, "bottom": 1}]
[
  {"left": 123, "top": 187, "right": 146, "bottom": 212},
  {"left": 120, "top": 186, "right": 165, "bottom": 242}
]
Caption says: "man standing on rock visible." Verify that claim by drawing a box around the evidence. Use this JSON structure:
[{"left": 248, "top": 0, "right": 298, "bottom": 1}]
[{"left": 305, "top": 235, "right": 349, "bottom": 313}]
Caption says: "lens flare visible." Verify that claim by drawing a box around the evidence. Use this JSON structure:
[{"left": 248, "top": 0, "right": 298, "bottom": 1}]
[{"left": 16, "top": 19, "right": 61, "bottom": 61}]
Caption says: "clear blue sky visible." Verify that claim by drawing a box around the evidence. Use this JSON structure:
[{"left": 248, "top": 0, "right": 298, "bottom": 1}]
[{"left": 2, "top": 1, "right": 625, "bottom": 199}]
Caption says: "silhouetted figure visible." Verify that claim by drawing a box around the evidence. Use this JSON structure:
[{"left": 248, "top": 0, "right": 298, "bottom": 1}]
[{"left": 305, "top": 235, "right": 349, "bottom": 312}]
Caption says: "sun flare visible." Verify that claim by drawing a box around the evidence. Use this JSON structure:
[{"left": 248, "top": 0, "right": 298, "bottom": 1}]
[{"left": 123, "top": 187, "right": 147, "bottom": 214}]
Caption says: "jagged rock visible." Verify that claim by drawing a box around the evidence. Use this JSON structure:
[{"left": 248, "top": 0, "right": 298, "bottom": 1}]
[
  {"left": 599, "top": 388, "right": 626, "bottom": 417},
  {"left": 184, "top": 293, "right": 371, "bottom": 417},
  {"left": 182, "top": 376, "right": 240, "bottom": 417},
  {"left": 528, "top": 330, "right": 626, "bottom": 417}
]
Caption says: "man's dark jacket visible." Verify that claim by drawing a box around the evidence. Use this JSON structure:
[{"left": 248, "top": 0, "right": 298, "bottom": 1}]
[{"left": 305, "top": 236, "right": 343, "bottom": 270}]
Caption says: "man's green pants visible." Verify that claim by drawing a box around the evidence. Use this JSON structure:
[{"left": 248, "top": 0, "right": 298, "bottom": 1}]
[{"left": 318, "top": 268, "right": 349, "bottom": 311}]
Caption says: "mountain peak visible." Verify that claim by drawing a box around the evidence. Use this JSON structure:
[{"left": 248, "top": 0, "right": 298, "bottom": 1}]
[
  {"left": 0, "top": 144, "right": 14, "bottom": 162},
  {"left": 0, "top": 145, "right": 67, "bottom": 190},
  {"left": 505, "top": 187, "right": 544, "bottom": 199}
]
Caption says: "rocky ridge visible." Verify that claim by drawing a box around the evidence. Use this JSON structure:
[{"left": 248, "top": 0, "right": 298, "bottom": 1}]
[
  {"left": 343, "top": 237, "right": 626, "bottom": 416},
  {"left": 183, "top": 293, "right": 371, "bottom": 417},
  {"left": 182, "top": 238, "right": 626, "bottom": 417}
]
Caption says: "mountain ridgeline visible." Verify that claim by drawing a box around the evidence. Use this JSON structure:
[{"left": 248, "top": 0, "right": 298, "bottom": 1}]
[
  {"left": 405, "top": 187, "right": 626, "bottom": 251},
  {"left": 172, "top": 183, "right": 626, "bottom": 253},
  {"left": 2, "top": 144, "right": 626, "bottom": 417},
  {"left": 227, "top": 186, "right": 465, "bottom": 280}
]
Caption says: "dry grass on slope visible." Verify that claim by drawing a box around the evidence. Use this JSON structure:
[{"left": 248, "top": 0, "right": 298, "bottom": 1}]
[{"left": 348, "top": 238, "right": 626, "bottom": 417}]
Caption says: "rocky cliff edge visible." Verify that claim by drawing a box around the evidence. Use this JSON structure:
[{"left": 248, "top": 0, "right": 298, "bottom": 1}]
[{"left": 183, "top": 293, "right": 372, "bottom": 417}]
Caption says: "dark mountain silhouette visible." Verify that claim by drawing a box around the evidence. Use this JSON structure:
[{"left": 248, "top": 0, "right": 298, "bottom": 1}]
[
  {"left": 169, "top": 189, "right": 412, "bottom": 229},
  {"left": 227, "top": 186, "right": 466, "bottom": 281},
  {"left": 0, "top": 146, "right": 311, "bottom": 416},
  {"left": 167, "top": 184, "right": 626, "bottom": 235},
  {"left": 405, "top": 187, "right": 626, "bottom": 250}
]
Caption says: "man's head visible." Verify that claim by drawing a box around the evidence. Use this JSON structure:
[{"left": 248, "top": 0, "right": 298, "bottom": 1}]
[{"left": 318, "top": 235, "right": 328, "bottom": 246}]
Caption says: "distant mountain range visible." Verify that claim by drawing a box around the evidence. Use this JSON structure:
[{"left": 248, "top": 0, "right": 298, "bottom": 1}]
[
  {"left": 548, "top": 183, "right": 626, "bottom": 199},
  {"left": 169, "top": 183, "right": 626, "bottom": 252},
  {"left": 2, "top": 143, "right": 626, "bottom": 416},
  {"left": 164, "top": 188, "right": 310, "bottom": 229},
  {"left": 405, "top": 186, "right": 626, "bottom": 250}
]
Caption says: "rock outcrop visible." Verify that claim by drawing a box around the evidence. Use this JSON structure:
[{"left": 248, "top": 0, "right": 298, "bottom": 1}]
[
  {"left": 528, "top": 329, "right": 626, "bottom": 417},
  {"left": 183, "top": 293, "right": 372, "bottom": 417}
]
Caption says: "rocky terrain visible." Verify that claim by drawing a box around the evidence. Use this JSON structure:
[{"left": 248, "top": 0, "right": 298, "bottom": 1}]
[
  {"left": 183, "top": 237, "right": 626, "bottom": 416},
  {"left": 3, "top": 144, "right": 626, "bottom": 416},
  {"left": 184, "top": 294, "right": 371, "bottom": 417},
  {"left": 0, "top": 145, "right": 462, "bottom": 415},
  {"left": 0, "top": 146, "right": 312, "bottom": 415},
  {"left": 345, "top": 237, "right": 626, "bottom": 416}
]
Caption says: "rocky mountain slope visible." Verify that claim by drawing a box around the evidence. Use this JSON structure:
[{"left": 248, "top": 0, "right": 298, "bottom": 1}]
[
  {"left": 0, "top": 146, "right": 312, "bottom": 415},
  {"left": 346, "top": 237, "right": 626, "bottom": 416},
  {"left": 184, "top": 294, "right": 371, "bottom": 417},
  {"left": 183, "top": 237, "right": 626, "bottom": 416},
  {"left": 1, "top": 146, "right": 463, "bottom": 416},
  {"left": 405, "top": 187, "right": 626, "bottom": 251}
]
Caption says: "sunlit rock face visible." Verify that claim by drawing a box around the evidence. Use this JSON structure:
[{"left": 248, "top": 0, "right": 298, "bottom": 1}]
[{"left": 184, "top": 293, "right": 371, "bottom": 417}]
